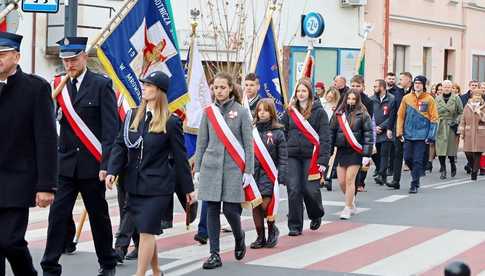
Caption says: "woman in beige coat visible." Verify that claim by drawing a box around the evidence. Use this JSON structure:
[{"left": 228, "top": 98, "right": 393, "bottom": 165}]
[{"left": 459, "top": 89, "right": 485, "bottom": 180}]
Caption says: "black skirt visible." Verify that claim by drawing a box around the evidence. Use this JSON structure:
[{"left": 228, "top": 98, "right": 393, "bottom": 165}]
[
  {"left": 127, "top": 193, "right": 171, "bottom": 235},
  {"left": 335, "top": 147, "right": 362, "bottom": 167}
]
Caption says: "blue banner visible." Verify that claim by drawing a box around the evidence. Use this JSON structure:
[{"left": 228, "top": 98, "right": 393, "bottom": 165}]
[
  {"left": 254, "top": 20, "right": 285, "bottom": 114},
  {"left": 97, "top": 0, "right": 188, "bottom": 111}
]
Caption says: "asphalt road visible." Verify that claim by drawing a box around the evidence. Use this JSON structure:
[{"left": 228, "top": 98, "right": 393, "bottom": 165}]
[{"left": 6, "top": 153, "right": 485, "bottom": 276}]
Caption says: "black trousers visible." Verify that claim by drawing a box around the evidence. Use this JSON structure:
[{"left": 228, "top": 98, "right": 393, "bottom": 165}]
[
  {"left": 372, "top": 141, "right": 392, "bottom": 177},
  {"left": 114, "top": 175, "right": 139, "bottom": 249},
  {"left": 0, "top": 208, "right": 37, "bottom": 276},
  {"left": 207, "top": 201, "right": 243, "bottom": 254},
  {"left": 465, "top": 152, "right": 483, "bottom": 173},
  {"left": 287, "top": 158, "right": 324, "bottom": 232},
  {"left": 41, "top": 176, "right": 117, "bottom": 275},
  {"left": 390, "top": 138, "right": 404, "bottom": 183}
]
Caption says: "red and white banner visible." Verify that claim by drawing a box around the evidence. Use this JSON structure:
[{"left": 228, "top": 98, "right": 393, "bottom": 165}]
[
  {"left": 54, "top": 76, "right": 102, "bottom": 162},
  {"left": 115, "top": 90, "right": 131, "bottom": 121},
  {"left": 300, "top": 48, "right": 314, "bottom": 80},
  {"left": 288, "top": 106, "right": 321, "bottom": 181},
  {"left": 337, "top": 113, "right": 363, "bottom": 154},
  {"left": 205, "top": 105, "right": 262, "bottom": 208}
]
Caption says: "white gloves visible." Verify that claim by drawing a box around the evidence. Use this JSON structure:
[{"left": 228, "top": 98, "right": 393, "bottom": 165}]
[
  {"left": 193, "top": 172, "right": 200, "bottom": 186},
  {"left": 362, "top": 157, "right": 372, "bottom": 166},
  {"left": 242, "top": 173, "right": 252, "bottom": 188}
]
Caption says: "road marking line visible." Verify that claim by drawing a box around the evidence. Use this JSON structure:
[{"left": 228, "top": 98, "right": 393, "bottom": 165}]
[
  {"left": 375, "top": 195, "right": 409, "bottom": 202},
  {"left": 434, "top": 180, "right": 474, "bottom": 189},
  {"left": 354, "top": 230, "right": 485, "bottom": 276},
  {"left": 421, "top": 177, "right": 469, "bottom": 189},
  {"left": 248, "top": 224, "right": 408, "bottom": 268},
  {"left": 332, "top": 208, "right": 370, "bottom": 216}
]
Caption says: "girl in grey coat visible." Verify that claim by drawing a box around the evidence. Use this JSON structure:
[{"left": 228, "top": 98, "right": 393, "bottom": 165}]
[{"left": 194, "top": 72, "right": 254, "bottom": 269}]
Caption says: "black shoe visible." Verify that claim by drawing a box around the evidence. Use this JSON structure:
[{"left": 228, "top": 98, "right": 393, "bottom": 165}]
[
  {"left": 235, "top": 231, "right": 246, "bottom": 260},
  {"left": 63, "top": 242, "right": 77, "bottom": 255},
  {"left": 374, "top": 176, "right": 383, "bottom": 185},
  {"left": 325, "top": 179, "right": 332, "bottom": 191},
  {"left": 386, "top": 181, "right": 400, "bottom": 190},
  {"left": 125, "top": 248, "right": 138, "bottom": 260},
  {"left": 194, "top": 233, "right": 208, "bottom": 245},
  {"left": 408, "top": 187, "right": 418, "bottom": 194},
  {"left": 310, "top": 218, "right": 322, "bottom": 231},
  {"left": 114, "top": 247, "right": 126, "bottom": 264},
  {"left": 202, "top": 253, "right": 222, "bottom": 269},
  {"left": 98, "top": 268, "right": 116, "bottom": 276},
  {"left": 265, "top": 224, "right": 279, "bottom": 248},
  {"left": 288, "top": 230, "right": 302, "bottom": 236},
  {"left": 451, "top": 163, "right": 457, "bottom": 177},
  {"left": 250, "top": 235, "right": 266, "bottom": 249},
  {"left": 426, "top": 161, "right": 433, "bottom": 172},
  {"left": 440, "top": 170, "right": 447, "bottom": 180},
  {"left": 472, "top": 172, "right": 478, "bottom": 181}
]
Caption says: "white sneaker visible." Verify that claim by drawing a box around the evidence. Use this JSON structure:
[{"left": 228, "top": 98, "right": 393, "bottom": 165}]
[
  {"left": 340, "top": 207, "right": 351, "bottom": 220},
  {"left": 350, "top": 205, "right": 357, "bottom": 215}
]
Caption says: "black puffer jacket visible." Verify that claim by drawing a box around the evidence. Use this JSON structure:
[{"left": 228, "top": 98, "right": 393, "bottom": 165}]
[
  {"left": 253, "top": 121, "right": 288, "bottom": 185},
  {"left": 330, "top": 108, "right": 374, "bottom": 157},
  {"left": 281, "top": 100, "right": 330, "bottom": 166}
]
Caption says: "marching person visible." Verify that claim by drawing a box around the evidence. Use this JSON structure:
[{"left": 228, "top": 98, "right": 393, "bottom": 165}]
[
  {"left": 320, "top": 87, "right": 340, "bottom": 119},
  {"left": 0, "top": 31, "right": 57, "bottom": 276},
  {"left": 282, "top": 78, "right": 330, "bottom": 236},
  {"left": 106, "top": 71, "right": 195, "bottom": 276},
  {"left": 330, "top": 90, "right": 374, "bottom": 219},
  {"left": 435, "top": 80, "right": 463, "bottom": 179},
  {"left": 396, "top": 75, "right": 438, "bottom": 194},
  {"left": 371, "top": 79, "right": 396, "bottom": 186},
  {"left": 244, "top": 73, "right": 261, "bottom": 114},
  {"left": 194, "top": 72, "right": 253, "bottom": 269},
  {"left": 41, "top": 37, "right": 118, "bottom": 276},
  {"left": 250, "top": 99, "right": 287, "bottom": 249},
  {"left": 315, "top": 81, "right": 326, "bottom": 99},
  {"left": 459, "top": 89, "right": 485, "bottom": 180}
]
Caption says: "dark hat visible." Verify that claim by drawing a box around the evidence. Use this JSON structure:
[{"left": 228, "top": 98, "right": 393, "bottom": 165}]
[
  {"left": 0, "top": 32, "right": 23, "bottom": 52},
  {"left": 56, "top": 37, "right": 88, "bottom": 59},
  {"left": 140, "top": 71, "right": 171, "bottom": 92},
  {"left": 413, "top": 75, "right": 427, "bottom": 85}
]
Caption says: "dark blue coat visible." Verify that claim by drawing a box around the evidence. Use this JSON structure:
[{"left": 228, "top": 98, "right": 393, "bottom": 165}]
[
  {"left": 57, "top": 69, "right": 119, "bottom": 179},
  {"left": 0, "top": 66, "right": 57, "bottom": 207},
  {"left": 371, "top": 92, "right": 396, "bottom": 143},
  {"left": 108, "top": 110, "right": 193, "bottom": 196}
]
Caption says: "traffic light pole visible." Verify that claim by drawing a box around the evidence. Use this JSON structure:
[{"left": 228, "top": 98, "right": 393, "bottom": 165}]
[{"left": 64, "top": 0, "right": 78, "bottom": 37}]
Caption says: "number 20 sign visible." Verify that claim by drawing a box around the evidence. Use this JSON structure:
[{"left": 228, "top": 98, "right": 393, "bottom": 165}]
[{"left": 302, "top": 12, "right": 325, "bottom": 38}]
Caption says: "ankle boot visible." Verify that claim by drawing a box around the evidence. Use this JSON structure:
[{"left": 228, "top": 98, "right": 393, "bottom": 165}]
[
  {"left": 450, "top": 161, "right": 457, "bottom": 177},
  {"left": 472, "top": 171, "right": 478, "bottom": 181},
  {"left": 250, "top": 227, "right": 266, "bottom": 249},
  {"left": 265, "top": 222, "right": 279, "bottom": 248},
  {"left": 440, "top": 170, "right": 447, "bottom": 180}
]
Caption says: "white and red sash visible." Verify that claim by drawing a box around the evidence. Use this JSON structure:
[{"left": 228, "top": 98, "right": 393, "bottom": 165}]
[
  {"left": 115, "top": 90, "right": 131, "bottom": 121},
  {"left": 288, "top": 106, "right": 321, "bottom": 181},
  {"left": 205, "top": 104, "right": 262, "bottom": 208},
  {"left": 54, "top": 76, "right": 102, "bottom": 162},
  {"left": 337, "top": 113, "right": 363, "bottom": 154},
  {"left": 253, "top": 128, "right": 279, "bottom": 221}
]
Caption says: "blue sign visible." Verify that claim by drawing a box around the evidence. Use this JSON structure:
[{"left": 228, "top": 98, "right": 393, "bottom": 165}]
[
  {"left": 303, "top": 12, "right": 325, "bottom": 38},
  {"left": 22, "top": 0, "right": 60, "bottom": 13}
]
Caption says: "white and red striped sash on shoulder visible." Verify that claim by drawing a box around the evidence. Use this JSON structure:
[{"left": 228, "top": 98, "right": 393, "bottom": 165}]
[
  {"left": 54, "top": 75, "right": 102, "bottom": 162},
  {"left": 114, "top": 90, "right": 131, "bottom": 121},
  {"left": 288, "top": 106, "right": 321, "bottom": 181},
  {"left": 336, "top": 112, "right": 363, "bottom": 154},
  {"left": 205, "top": 104, "right": 262, "bottom": 208}
]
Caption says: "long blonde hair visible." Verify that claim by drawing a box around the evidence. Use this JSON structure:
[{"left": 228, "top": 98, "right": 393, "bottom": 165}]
[{"left": 130, "top": 89, "right": 171, "bottom": 133}]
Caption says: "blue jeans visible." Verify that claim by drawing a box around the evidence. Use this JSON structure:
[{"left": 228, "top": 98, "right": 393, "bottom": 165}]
[
  {"left": 404, "top": 140, "right": 427, "bottom": 188},
  {"left": 197, "top": 201, "right": 208, "bottom": 237}
]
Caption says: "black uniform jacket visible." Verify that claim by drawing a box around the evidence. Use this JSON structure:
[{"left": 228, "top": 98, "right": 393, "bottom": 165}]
[
  {"left": 281, "top": 100, "right": 331, "bottom": 167},
  {"left": 57, "top": 69, "right": 119, "bottom": 179},
  {"left": 330, "top": 108, "right": 374, "bottom": 157},
  {"left": 108, "top": 110, "right": 194, "bottom": 196},
  {"left": 370, "top": 92, "right": 396, "bottom": 143},
  {"left": 0, "top": 66, "right": 57, "bottom": 207}
]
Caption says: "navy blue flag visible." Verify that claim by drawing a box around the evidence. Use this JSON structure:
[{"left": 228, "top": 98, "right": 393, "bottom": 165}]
[{"left": 253, "top": 20, "right": 286, "bottom": 114}]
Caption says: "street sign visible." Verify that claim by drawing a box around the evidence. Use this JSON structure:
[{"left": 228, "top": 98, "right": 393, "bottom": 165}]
[
  {"left": 22, "top": 0, "right": 60, "bottom": 13},
  {"left": 302, "top": 12, "right": 325, "bottom": 38}
]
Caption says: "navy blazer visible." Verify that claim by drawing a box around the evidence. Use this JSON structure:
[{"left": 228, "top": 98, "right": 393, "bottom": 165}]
[
  {"left": 108, "top": 110, "right": 194, "bottom": 196},
  {"left": 57, "top": 69, "right": 119, "bottom": 179},
  {"left": 371, "top": 92, "right": 396, "bottom": 143},
  {"left": 0, "top": 66, "right": 57, "bottom": 207}
]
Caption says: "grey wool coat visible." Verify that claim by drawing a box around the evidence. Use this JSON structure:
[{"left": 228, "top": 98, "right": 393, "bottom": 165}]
[{"left": 194, "top": 97, "right": 254, "bottom": 203}]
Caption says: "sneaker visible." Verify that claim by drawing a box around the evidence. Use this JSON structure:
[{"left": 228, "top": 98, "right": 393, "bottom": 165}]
[{"left": 340, "top": 207, "right": 351, "bottom": 220}]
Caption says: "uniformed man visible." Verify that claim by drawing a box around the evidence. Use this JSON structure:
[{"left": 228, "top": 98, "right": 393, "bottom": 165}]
[
  {"left": 0, "top": 31, "right": 57, "bottom": 276},
  {"left": 40, "top": 37, "right": 118, "bottom": 276}
]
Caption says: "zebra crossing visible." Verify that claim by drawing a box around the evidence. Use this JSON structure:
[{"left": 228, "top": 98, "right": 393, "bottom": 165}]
[{"left": 21, "top": 195, "right": 485, "bottom": 276}]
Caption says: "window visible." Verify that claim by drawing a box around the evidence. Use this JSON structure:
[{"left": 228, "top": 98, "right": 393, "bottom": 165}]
[
  {"left": 423, "top": 47, "right": 432, "bottom": 77},
  {"left": 393, "top": 45, "right": 407, "bottom": 74},
  {"left": 472, "top": 55, "right": 485, "bottom": 82}
]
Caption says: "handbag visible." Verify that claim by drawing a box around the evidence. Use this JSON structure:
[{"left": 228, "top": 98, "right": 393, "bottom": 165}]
[{"left": 448, "top": 121, "right": 459, "bottom": 135}]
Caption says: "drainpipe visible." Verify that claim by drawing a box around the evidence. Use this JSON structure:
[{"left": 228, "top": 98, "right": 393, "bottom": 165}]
[
  {"left": 383, "top": 0, "right": 390, "bottom": 76},
  {"left": 31, "top": 13, "right": 36, "bottom": 74}
]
